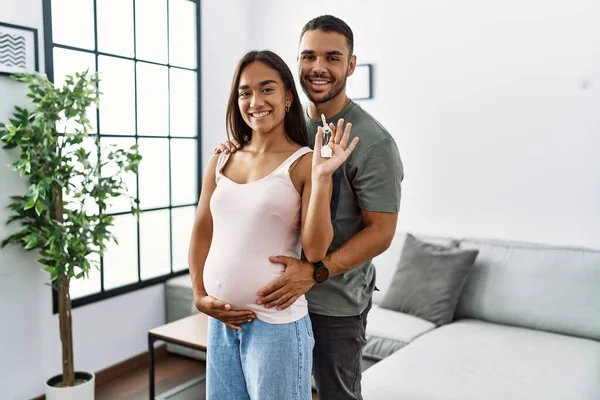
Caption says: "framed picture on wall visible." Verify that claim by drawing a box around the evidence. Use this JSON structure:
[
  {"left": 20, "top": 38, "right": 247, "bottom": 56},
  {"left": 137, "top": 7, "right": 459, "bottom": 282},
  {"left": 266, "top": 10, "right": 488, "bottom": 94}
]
[
  {"left": 0, "top": 22, "right": 39, "bottom": 75},
  {"left": 346, "top": 63, "right": 372, "bottom": 100}
]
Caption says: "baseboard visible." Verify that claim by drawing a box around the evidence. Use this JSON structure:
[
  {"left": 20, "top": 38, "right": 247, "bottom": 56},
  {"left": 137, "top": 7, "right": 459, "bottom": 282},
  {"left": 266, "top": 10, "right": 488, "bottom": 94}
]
[{"left": 30, "top": 345, "right": 167, "bottom": 399}]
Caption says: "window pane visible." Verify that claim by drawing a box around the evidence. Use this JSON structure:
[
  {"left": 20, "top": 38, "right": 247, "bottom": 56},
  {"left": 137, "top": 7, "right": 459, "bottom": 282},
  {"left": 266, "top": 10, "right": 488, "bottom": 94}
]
[
  {"left": 53, "top": 48, "right": 97, "bottom": 134},
  {"left": 169, "top": 68, "right": 197, "bottom": 137},
  {"left": 103, "top": 214, "right": 139, "bottom": 289},
  {"left": 137, "top": 62, "right": 168, "bottom": 135},
  {"left": 51, "top": 0, "right": 95, "bottom": 50},
  {"left": 100, "top": 137, "right": 137, "bottom": 214},
  {"left": 168, "top": 0, "right": 196, "bottom": 69},
  {"left": 140, "top": 209, "right": 171, "bottom": 279},
  {"left": 98, "top": 56, "right": 135, "bottom": 135},
  {"left": 70, "top": 253, "right": 101, "bottom": 299},
  {"left": 135, "top": 0, "right": 168, "bottom": 63},
  {"left": 138, "top": 138, "right": 170, "bottom": 209},
  {"left": 170, "top": 139, "right": 197, "bottom": 206},
  {"left": 97, "top": 0, "right": 134, "bottom": 57},
  {"left": 172, "top": 206, "right": 195, "bottom": 272}
]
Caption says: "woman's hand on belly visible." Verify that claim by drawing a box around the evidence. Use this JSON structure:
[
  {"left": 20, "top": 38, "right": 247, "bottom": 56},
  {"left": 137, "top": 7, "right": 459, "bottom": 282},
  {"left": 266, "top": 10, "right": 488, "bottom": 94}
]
[{"left": 194, "top": 293, "right": 256, "bottom": 331}]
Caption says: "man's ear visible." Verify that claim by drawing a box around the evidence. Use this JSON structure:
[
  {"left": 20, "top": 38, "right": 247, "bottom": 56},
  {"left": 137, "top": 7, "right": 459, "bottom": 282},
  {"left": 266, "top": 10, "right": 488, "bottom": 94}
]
[{"left": 347, "top": 55, "right": 357, "bottom": 77}]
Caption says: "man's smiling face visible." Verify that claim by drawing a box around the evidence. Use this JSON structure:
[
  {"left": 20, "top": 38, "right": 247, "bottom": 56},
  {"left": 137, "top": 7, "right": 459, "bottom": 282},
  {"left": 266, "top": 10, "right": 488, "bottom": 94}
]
[{"left": 297, "top": 29, "right": 356, "bottom": 105}]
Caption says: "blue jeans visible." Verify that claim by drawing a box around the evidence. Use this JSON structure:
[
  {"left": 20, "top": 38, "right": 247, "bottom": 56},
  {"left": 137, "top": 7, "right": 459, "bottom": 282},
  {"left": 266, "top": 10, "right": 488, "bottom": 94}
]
[{"left": 206, "top": 314, "right": 314, "bottom": 400}]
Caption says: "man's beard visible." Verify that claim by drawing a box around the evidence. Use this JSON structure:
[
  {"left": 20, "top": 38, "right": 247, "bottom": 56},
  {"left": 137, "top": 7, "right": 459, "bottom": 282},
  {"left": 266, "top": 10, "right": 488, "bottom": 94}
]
[{"left": 301, "top": 73, "right": 348, "bottom": 105}]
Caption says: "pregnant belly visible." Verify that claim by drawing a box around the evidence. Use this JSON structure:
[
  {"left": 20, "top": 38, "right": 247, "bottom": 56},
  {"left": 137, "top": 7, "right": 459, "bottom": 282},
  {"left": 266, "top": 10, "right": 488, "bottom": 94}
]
[{"left": 203, "top": 256, "right": 284, "bottom": 309}]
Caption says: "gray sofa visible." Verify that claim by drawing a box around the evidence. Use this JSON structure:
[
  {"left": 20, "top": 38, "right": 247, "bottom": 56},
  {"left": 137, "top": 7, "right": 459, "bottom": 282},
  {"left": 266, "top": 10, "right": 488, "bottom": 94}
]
[
  {"left": 361, "top": 233, "right": 600, "bottom": 400},
  {"left": 163, "top": 233, "right": 600, "bottom": 399}
]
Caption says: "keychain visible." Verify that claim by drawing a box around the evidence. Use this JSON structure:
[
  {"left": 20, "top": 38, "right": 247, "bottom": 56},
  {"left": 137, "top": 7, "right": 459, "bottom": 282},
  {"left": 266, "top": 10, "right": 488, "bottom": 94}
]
[{"left": 320, "top": 113, "right": 332, "bottom": 158}]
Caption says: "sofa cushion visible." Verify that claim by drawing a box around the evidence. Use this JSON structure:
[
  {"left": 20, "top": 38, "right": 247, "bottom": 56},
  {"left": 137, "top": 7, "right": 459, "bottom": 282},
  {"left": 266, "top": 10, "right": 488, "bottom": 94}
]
[
  {"left": 455, "top": 239, "right": 600, "bottom": 341},
  {"left": 372, "top": 232, "right": 459, "bottom": 304},
  {"left": 379, "top": 234, "right": 478, "bottom": 326},
  {"left": 362, "top": 319, "right": 600, "bottom": 400},
  {"left": 364, "top": 305, "right": 435, "bottom": 360}
]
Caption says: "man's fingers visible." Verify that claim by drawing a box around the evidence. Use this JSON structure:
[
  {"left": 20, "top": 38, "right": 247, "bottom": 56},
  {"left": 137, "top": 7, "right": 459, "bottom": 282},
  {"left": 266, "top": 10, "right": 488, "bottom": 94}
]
[
  {"left": 215, "top": 140, "right": 240, "bottom": 154},
  {"left": 226, "top": 140, "right": 240, "bottom": 153},
  {"left": 269, "top": 292, "right": 295, "bottom": 310},
  {"left": 258, "top": 286, "right": 287, "bottom": 306},
  {"left": 213, "top": 144, "right": 228, "bottom": 154},
  {"left": 269, "top": 255, "right": 293, "bottom": 266},
  {"left": 277, "top": 295, "right": 299, "bottom": 311},
  {"left": 258, "top": 274, "right": 286, "bottom": 297}
]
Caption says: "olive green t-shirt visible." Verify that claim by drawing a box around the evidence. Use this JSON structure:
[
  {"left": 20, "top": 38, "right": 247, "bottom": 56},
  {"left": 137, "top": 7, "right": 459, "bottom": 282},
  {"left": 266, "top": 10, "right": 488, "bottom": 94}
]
[{"left": 305, "top": 100, "right": 404, "bottom": 316}]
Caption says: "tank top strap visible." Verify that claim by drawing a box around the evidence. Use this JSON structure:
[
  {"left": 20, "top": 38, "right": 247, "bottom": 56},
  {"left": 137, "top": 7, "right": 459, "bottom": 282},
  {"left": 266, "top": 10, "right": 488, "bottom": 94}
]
[
  {"left": 215, "top": 151, "right": 231, "bottom": 182},
  {"left": 273, "top": 146, "right": 313, "bottom": 176}
]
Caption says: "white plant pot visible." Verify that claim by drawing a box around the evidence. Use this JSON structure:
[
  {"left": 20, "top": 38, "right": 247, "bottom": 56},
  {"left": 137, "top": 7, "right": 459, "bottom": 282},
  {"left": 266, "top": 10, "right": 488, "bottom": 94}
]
[{"left": 45, "top": 371, "right": 95, "bottom": 400}]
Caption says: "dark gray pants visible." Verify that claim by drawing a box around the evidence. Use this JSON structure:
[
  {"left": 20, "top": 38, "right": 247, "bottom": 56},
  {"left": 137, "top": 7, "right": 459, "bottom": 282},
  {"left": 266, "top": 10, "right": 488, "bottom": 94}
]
[{"left": 309, "top": 300, "right": 372, "bottom": 400}]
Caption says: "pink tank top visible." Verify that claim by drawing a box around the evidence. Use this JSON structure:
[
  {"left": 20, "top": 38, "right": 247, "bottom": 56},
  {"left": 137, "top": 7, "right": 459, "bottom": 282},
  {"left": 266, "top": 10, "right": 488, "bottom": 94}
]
[{"left": 203, "top": 146, "right": 313, "bottom": 324}]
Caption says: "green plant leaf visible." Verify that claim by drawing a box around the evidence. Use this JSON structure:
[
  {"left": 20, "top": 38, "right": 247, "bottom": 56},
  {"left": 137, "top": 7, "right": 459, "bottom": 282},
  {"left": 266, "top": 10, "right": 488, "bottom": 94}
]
[
  {"left": 23, "top": 234, "right": 38, "bottom": 249},
  {"left": 1, "top": 70, "right": 142, "bottom": 317},
  {"left": 24, "top": 197, "right": 36, "bottom": 210},
  {"left": 35, "top": 201, "right": 44, "bottom": 216}
]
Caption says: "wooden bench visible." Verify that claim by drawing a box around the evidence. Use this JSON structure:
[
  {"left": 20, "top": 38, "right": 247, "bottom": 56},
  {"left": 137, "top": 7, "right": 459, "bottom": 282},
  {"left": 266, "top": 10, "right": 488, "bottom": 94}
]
[{"left": 148, "top": 313, "right": 209, "bottom": 399}]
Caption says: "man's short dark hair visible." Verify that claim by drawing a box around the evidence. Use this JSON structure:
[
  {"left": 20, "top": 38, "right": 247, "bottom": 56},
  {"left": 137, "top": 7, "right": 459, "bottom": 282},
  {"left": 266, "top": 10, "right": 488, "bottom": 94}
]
[{"left": 300, "top": 15, "right": 354, "bottom": 56}]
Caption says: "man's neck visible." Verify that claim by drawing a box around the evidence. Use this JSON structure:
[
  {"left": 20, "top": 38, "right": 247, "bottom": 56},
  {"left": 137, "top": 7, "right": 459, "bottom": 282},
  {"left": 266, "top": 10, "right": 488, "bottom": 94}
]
[{"left": 307, "top": 94, "right": 351, "bottom": 121}]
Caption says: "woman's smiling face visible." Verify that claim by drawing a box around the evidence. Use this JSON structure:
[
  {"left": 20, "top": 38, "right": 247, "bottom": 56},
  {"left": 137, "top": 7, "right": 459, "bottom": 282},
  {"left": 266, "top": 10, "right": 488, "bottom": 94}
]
[{"left": 237, "top": 61, "right": 291, "bottom": 134}]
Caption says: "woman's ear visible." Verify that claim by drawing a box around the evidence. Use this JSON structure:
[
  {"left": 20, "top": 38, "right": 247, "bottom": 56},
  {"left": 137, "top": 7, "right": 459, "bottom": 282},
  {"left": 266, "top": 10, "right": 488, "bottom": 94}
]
[{"left": 285, "top": 91, "right": 293, "bottom": 108}]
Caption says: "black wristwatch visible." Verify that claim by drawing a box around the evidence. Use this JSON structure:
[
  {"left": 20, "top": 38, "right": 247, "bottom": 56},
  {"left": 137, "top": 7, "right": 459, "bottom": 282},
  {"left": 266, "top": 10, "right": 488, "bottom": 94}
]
[{"left": 312, "top": 261, "right": 330, "bottom": 283}]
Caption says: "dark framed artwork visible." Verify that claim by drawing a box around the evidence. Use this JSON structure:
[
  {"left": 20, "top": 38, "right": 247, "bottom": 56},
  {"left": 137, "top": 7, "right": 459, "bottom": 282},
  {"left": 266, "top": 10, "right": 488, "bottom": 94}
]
[
  {"left": 0, "top": 22, "right": 39, "bottom": 75},
  {"left": 347, "top": 63, "right": 373, "bottom": 100}
]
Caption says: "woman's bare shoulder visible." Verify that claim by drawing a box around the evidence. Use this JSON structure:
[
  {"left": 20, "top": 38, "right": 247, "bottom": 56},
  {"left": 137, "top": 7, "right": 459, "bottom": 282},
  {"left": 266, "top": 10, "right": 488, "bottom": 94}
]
[{"left": 290, "top": 150, "right": 313, "bottom": 182}]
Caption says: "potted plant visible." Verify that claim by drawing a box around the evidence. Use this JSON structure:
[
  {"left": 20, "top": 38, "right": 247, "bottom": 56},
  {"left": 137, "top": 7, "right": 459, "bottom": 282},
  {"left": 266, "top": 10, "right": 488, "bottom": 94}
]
[{"left": 0, "top": 71, "right": 141, "bottom": 399}]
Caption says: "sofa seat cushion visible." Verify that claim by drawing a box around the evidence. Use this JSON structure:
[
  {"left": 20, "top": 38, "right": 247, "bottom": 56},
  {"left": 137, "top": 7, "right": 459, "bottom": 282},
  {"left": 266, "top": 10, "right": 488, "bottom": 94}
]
[
  {"left": 362, "top": 319, "right": 600, "bottom": 400},
  {"left": 364, "top": 306, "right": 435, "bottom": 360}
]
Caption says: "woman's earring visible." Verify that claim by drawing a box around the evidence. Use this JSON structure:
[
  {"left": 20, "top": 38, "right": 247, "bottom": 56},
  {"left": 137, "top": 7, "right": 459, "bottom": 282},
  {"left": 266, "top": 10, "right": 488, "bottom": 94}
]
[{"left": 285, "top": 104, "right": 290, "bottom": 113}]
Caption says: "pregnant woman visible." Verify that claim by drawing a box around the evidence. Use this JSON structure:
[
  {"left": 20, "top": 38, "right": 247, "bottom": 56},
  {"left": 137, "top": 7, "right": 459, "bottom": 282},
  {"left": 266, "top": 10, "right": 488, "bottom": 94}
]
[{"left": 187, "top": 50, "right": 357, "bottom": 400}]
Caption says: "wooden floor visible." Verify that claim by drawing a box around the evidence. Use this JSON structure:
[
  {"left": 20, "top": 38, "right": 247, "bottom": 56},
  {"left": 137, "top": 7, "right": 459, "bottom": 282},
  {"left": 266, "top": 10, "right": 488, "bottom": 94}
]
[
  {"left": 95, "top": 352, "right": 318, "bottom": 399},
  {"left": 96, "top": 353, "right": 205, "bottom": 399}
]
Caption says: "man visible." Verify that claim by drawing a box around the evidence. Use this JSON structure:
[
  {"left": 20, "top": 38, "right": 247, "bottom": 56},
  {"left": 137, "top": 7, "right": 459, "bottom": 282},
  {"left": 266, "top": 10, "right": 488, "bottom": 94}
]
[{"left": 215, "top": 15, "right": 403, "bottom": 399}]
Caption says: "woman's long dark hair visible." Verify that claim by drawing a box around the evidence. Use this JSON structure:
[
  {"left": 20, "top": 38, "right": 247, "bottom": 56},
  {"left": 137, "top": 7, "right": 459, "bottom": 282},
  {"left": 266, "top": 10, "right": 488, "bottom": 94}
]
[{"left": 226, "top": 50, "right": 308, "bottom": 147}]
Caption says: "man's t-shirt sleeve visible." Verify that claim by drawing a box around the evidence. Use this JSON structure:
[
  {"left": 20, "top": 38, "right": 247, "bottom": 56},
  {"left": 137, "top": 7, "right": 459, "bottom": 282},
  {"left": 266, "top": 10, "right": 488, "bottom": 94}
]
[{"left": 351, "top": 137, "right": 403, "bottom": 212}]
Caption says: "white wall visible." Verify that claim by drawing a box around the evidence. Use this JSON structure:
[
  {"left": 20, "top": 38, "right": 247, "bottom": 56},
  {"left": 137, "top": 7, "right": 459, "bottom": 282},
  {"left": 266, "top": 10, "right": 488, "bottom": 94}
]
[
  {"left": 0, "top": 2, "right": 47, "bottom": 399},
  {"left": 0, "top": 1, "right": 251, "bottom": 399},
  {"left": 241, "top": 0, "right": 600, "bottom": 249},
  {"left": 201, "top": 1, "right": 252, "bottom": 167}
]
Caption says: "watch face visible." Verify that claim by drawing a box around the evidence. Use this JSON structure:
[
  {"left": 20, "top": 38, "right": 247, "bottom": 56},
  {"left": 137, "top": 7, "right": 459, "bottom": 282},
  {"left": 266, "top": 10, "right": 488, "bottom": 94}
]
[{"left": 315, "top": 267, "right": 329, "bottom": 282}]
